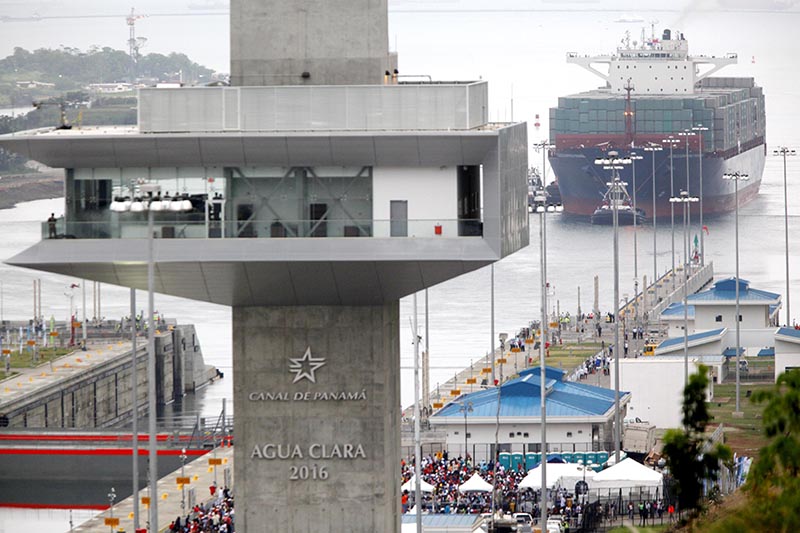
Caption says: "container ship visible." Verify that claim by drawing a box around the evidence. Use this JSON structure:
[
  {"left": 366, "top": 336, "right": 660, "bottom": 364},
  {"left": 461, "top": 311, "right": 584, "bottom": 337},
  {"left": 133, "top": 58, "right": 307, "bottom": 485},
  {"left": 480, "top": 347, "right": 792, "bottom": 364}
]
[{"left": 548, "top": 29, "right": 766, "bottom": 218}]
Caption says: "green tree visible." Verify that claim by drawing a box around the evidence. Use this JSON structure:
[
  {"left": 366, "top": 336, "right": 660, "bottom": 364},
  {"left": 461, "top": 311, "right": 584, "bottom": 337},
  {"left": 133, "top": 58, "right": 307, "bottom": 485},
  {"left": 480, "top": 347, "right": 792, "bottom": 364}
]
[
  {"left": 746, "top": 369, "right": 800, "bottom": 528},
  {"left": 662, "top": 365, "right": 732, "bottom": 514}
]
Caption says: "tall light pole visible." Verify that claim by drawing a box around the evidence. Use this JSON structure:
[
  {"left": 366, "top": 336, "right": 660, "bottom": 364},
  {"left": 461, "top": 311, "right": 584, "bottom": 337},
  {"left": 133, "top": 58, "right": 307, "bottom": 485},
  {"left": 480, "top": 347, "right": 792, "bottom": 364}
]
[
  {"left": 774, "top": 147, "right": 795, "bottom": 326},
  {"left": 630, "top": 151, "right": 643, "bottom": 328},
  {"left": 179, "top": 448, "right": 188, "bottom": 516},
  {"left": 723, "top": 171, "right": 749, "bottom": 415},
  {"left": 594, "top": 152, "right": 631, "bottom": 464},
  {"left": 532, "top": 186, "right": 562, "bottom": 527},
  {"left": 692, "top": 125, "right": 709, "bottom": 266},
  {"left": 644, "top": 144, "right": 663, "bottom": 309},
  {"left": 678, "top": 130, "right": 697, "bottom": 266},
  {"left": 669, "top": 191, "right": 699, "bottom": 387},
  {"left": 145, "top": 187, "right": 159, "bottom": 532},
  {"left": 412, "top": 292, "right": 421, "bottom": 532},
  {"left": 490, "top": 264, "right": 495, "bottom": 388},
  {"left": 662, "top": 137, "right": 680, "bottom": 289},
  {"left": 131, "top": 288, "right": 139, "bottom": 531},
  {"left": 111, "top": 181, "right": 192, "bottom": 532}
]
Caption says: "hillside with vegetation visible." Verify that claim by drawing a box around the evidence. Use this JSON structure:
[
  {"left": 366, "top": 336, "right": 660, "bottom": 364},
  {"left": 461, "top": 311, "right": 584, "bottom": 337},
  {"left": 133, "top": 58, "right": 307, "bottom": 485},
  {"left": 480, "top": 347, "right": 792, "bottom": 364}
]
[
  {"left": 0, "top": 46, "right": 217, "bottom": 178},
  {"left": 0, "top": 46, "right": 215, "bottom": 107}
]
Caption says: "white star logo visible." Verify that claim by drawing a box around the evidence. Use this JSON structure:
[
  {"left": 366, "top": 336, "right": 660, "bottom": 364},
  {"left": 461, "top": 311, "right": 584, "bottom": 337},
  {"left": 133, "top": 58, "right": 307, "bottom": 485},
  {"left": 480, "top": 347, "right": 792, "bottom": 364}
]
[{"left": 288, "top": 347, "right": 326, "bottom": 384}]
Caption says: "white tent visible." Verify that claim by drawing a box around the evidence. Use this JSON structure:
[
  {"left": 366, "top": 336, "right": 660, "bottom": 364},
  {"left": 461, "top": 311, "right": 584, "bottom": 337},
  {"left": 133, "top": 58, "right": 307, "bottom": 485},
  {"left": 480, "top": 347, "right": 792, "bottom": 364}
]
[
  {"left": 458, "top": 472, "right": 493, "bottom": 493},
  {"left": 401, "top": 475, "right": 435, "bottom": 493},
  {"left": 591, "top": 458, "right": 663, "bottom": 491},
  {"left": 519, "top": 463, "right": 595, "bottom": 490}
]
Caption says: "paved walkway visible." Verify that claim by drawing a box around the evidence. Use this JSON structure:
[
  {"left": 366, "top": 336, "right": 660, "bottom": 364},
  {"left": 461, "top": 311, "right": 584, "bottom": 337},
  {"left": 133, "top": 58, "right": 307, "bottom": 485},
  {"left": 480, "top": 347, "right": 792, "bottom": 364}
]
[
  {"left": 73, "top": 445, "right": 234, "bottom": 533},
  {"left": 0, "top": 340, "right": 133, "bottom": 408}
]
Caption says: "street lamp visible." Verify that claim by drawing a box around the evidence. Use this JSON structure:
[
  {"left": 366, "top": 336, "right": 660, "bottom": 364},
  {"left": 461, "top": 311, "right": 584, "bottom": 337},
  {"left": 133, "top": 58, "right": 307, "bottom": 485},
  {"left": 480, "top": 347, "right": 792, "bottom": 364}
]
[
  {"left": 107, "top": 487, "right": 116, "bottom": 533},
  {"left": 594, "top": 152, "right": 631, "bottom": 464},
  {"left": 678, "top": 130, "right": 697, "bottom": 265},
  {"left": 110, "top": 181, "right": 192, "bottom": 531},
  {"left": 662, "top": 137, "right": 681, "bottom": 289},
  {"left": 499, "top": 332, "right": 508, "bottom": 383},
  {"left": 722, "top": 171, "right": 749, "bottom": 415},
  {"left": 692, "top": 125, "right": 709, "bottom": 266},
  {"left": 458, "top": 400, "right": 474, "bottom": 458},
  {"left": 630, "top": 151, "right": 644, "bottom": 330},
  {"left": 669, "top": 191, "right": 699, "bottom": 387},
  {"left": 774, "top": 147, "right": 795, "bottom": 326},
  {"left": 179, "top": 448, "right": 188, "bottom": 515},
  {"left": 644, "top": 143, "right": 663, "bottom": 310},
  {"left": 531, "top": 184, "right": 562, "bottom": 527}
]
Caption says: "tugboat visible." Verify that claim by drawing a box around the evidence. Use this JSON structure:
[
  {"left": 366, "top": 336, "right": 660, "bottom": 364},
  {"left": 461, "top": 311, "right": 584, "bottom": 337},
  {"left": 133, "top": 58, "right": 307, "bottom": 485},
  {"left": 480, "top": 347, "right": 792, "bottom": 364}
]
[
  {"left": 545, "top": 180, "right": 562, "bottom": 206},
  {"left": 590, "top": 179, "right": 646, "bottom": 225}
]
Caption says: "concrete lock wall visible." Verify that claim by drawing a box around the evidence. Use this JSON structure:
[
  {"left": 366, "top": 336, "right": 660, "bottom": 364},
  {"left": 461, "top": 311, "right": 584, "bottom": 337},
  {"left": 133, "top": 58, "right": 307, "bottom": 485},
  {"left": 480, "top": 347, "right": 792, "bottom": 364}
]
[
  {"left": 233, "top": 304, "right": 400, "bottom": 533},
  {"left": 4, "top": 347, "right": 149, "bottom": 429}
]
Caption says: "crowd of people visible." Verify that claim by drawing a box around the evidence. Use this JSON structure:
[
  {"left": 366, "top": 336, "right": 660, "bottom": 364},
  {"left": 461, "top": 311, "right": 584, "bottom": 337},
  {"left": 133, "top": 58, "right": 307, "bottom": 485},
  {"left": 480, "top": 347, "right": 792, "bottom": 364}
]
[
  {"left": 400, "top": 453, "right": 672, "bottom": 529},
  {"left": 401, "top": 452, "right": 567, "bottom": 519},
  {"left": 168, "top": 486, "right": 234, "bottom": 533}
]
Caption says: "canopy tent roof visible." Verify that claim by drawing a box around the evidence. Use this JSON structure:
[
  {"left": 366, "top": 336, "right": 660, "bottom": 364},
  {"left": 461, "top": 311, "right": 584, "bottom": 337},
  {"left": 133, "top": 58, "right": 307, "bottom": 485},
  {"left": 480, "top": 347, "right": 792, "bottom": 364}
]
[
  {"left": 401, "top": 475, "right": 435, "bottom": 493},
  {"left": 591, "top": 458, "right": 663, "bottom": 489},
  {"left": 458, "top": 472, "right": 493, "bottom": 493},
  {"left": 519, "top": 463, "right": 595, "bottom": 490}
]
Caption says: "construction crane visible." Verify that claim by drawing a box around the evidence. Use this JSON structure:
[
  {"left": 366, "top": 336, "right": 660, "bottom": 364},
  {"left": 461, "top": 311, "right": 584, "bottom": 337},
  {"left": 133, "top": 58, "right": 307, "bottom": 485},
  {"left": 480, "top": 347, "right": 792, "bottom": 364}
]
[
  {"left": 126, "top": 7, "right": 148, "bottom": 80},
  {"left": 31, "top": 99, "right": 72, "bottom": 130}
]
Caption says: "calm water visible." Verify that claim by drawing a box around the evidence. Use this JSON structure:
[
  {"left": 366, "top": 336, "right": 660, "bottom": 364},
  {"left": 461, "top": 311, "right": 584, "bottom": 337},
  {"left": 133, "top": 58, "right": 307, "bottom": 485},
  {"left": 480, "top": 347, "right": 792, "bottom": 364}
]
[{"left": 1, "top": 3, "right": 800, "bottom": 530}]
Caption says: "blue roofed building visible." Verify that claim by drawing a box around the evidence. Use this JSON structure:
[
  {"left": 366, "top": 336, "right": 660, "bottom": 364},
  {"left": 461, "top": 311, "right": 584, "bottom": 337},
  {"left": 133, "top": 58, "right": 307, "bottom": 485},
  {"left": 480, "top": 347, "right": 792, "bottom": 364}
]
[
  {"left": 685, "top": 277, "right": 780, "bottom": 331},
  {"left": 658, "top": 278, "right": 781, "bottom": 339},
  {"left": 429, "top": 367, "right": 630, "bottom": 461},
  {"left": 775, "top": 327, "right": 800, "bottom": 377},
  {"left": 624, "top": 278, "right": 791, "bottom": 427}
]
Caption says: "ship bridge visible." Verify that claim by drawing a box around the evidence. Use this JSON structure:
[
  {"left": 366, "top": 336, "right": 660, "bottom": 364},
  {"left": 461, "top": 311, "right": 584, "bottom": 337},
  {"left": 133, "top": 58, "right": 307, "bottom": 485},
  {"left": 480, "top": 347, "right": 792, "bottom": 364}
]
[{"left": 567, "top": 29, "right": 737, "bottom": 94}]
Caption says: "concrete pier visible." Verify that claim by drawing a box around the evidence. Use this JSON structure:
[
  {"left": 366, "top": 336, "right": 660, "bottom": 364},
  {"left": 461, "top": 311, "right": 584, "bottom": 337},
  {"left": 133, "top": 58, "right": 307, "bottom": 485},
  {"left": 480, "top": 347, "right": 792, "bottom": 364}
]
[
  {"left": 75, "top": 445, "right": 234, "bottom": 533},
  {"left": 0, "top": 324, "right": 217, "bottom": 429}
]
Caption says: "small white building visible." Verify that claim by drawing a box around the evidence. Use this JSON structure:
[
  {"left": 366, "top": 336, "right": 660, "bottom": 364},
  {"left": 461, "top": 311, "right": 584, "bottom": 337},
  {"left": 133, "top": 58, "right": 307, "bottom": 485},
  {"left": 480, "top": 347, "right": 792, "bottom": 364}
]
[
  {"left": 613, "top": 355, "right": 724, "bottom": 429},
  {"left": 660, "top": 302, "right": 695, "bottom": 338},
  {"left": 774, "top": 327, "right": 800, "bottom": 377}
]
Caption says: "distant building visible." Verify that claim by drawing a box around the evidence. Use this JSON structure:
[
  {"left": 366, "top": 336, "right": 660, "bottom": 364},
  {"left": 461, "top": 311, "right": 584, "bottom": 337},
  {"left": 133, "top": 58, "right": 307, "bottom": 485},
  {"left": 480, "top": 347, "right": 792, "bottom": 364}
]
[
  {"left": 15, "top": 80, "right": 55, "bottom": 89},
  {"left": 86, "top": 83, "right": 135, "bottom": 93},
  {"left": 430, "top": 367, "right": 629, "bottom": 460}
]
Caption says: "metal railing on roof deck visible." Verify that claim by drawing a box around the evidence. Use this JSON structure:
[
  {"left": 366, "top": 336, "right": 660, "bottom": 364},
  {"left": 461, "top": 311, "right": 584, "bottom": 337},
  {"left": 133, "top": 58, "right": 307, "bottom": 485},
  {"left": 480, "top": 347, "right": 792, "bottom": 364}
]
[
  {"left": 137, "top": 82, "right": 490, "bottom": 133},
  {"left": 43, "top": 218, "right": 485, "bottom": 240}
]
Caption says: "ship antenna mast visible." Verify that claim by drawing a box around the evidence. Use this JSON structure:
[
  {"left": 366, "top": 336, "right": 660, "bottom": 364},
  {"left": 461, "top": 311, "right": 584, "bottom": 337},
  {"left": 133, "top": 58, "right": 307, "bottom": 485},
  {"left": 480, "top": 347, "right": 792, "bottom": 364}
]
[{"left": 624, "top": 78, "right": 635, "bottom": 147}]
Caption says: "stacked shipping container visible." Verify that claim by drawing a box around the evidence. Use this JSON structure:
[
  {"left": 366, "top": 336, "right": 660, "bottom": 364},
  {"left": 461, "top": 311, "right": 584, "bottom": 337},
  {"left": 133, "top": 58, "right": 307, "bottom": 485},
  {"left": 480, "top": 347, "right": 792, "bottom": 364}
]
[{"left": 549, "top": 77, "right": 765, "bottom": 154}]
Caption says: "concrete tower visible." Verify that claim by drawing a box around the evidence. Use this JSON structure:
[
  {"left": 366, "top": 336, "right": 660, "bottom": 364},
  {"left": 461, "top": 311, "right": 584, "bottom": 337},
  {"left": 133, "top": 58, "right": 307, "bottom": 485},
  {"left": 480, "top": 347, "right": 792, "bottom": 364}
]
[
  {"left": 231, "top": 0, "right": 398, "bottom": 86},
  {"left": 0, "top": 2, "right": 528, "bottom": 531}
]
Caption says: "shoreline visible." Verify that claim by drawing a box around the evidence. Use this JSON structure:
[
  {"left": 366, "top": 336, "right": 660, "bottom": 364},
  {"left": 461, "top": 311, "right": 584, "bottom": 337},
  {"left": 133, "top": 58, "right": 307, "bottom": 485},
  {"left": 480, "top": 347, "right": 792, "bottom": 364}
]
[{"left": 0, "top": 171, "right": 63, "bottom": 210}]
